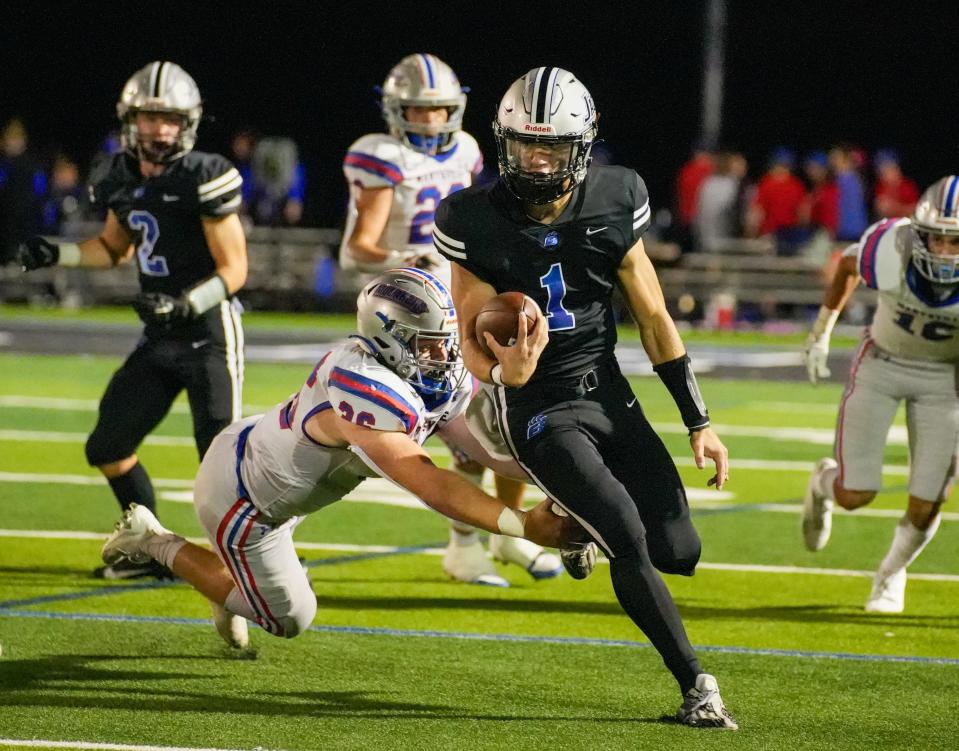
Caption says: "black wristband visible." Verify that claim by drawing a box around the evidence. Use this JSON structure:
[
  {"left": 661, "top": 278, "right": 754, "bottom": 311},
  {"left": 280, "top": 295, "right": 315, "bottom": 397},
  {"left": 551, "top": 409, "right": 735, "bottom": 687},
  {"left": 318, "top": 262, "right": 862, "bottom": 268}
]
[{"left": 653, "top": 354, "right": 710, "bottom": 430}]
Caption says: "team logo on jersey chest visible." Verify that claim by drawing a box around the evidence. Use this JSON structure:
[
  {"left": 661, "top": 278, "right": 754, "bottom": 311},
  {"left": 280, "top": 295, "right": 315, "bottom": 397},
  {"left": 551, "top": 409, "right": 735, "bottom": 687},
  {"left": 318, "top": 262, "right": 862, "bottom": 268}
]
[
  {"left": 541, "top": 231, "right": 561, "bottom": 249},
  {"left": 527, "top": 414, "right": 547, "bottom": 439}
]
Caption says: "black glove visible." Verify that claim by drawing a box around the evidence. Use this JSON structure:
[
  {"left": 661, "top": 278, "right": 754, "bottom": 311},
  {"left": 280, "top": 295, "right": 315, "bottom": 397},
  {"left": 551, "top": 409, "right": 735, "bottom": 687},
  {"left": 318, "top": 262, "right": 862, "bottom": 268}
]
[
  {"left": 16, "top": 237, "right": 59, "bottom": 271},
  {"left": 132, "top": 292, "right": 192, "bottom": 327}
]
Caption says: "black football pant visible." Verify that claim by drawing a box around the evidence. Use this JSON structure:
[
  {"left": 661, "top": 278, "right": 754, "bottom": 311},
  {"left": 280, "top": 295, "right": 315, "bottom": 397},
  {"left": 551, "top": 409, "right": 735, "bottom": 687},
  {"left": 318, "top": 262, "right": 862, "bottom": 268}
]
[
  {"left": 494, "top": 359, "right": 702, "bottom": 693},
  {"left": 86, "top": 326, "right": 244, "bottom": 468}
]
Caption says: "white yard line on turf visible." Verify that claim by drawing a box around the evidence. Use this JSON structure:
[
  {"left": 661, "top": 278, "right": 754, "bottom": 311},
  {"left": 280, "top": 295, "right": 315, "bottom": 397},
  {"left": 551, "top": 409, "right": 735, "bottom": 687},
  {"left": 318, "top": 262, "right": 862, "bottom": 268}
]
[
  {"left": 0, "top": 528, "right": 956, "bottom": 582},
  {"left": 0, "top": 394, "right": 273, "bottom": 414},
  {"left": 0, "top": 739, "right": 278, "bottom": 751}
]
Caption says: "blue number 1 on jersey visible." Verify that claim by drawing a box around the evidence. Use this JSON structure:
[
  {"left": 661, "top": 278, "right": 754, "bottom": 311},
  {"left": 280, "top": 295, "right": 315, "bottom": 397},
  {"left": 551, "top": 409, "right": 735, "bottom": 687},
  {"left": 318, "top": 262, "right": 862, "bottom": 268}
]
[{"left": 539, "top": 263, "right": 575, "bottom": 331}]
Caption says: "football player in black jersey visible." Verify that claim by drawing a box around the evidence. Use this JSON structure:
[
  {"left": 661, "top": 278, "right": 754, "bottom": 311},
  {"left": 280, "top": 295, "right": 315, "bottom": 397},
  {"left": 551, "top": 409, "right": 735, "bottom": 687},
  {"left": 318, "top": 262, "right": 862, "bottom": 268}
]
[
  {"left": 17, "top": 61, "right": 247, "bottom": 579},
  {"left": 433, "top": 68, "right": 737, "bottom": 729}
]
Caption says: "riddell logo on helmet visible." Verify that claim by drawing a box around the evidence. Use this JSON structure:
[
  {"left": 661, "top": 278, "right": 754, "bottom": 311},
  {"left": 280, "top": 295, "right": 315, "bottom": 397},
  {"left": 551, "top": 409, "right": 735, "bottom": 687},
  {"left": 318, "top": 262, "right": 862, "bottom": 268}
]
[{"left": 524, "top": 123, "right": 555, "bottom": 134}]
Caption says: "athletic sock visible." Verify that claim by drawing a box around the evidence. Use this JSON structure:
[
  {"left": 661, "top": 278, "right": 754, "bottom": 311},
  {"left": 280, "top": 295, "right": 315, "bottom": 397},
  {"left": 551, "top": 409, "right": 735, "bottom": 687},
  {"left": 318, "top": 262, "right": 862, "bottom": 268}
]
[
  {"left": 142, "top": 533, "right": 187, "bottom": 570},
  {"left": 877, "top": 513, "right": 942, "bottom": 576},
  {"left": 449, "top": 466, "right": 484, "bottom": 544},
  {"left": 609, "top": 550, "right": 702, "bottom": 694},
  {"left": 107, "top": 462, "right": 156, "bottom": 515}
]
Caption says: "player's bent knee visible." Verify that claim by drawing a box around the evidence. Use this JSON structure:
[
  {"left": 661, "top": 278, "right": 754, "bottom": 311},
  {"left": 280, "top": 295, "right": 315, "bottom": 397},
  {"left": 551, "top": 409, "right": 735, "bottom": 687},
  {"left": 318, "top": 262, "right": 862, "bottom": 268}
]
[{"left": 277, "top": 597, "right": 317, "bottom": 639}]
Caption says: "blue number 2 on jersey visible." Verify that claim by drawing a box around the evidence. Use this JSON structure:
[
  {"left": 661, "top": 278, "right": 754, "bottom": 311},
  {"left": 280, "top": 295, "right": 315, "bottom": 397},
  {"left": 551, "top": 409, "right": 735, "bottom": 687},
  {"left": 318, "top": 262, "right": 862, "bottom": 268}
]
[
  {"left": 128, "top": 210, "right": 169, "bottom": 277},
  {"left": 409, "top": 183, "right": 464, "bottom": 244},
  {"left": 539, "top": 263, "right": 575, "bottom": 331}
]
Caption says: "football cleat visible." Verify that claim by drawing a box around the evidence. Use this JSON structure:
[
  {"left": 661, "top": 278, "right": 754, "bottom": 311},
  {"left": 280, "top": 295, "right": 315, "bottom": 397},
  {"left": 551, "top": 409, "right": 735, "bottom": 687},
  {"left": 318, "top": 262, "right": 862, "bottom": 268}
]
[
  {"left": 802, "top": 457, "right": 837, "bottom": 551},
  {"left": 93, "top": 559, "right": 174, "bottom": 580},
  {"left": 442, "top": 539, "right": 509, "bottom": 587},
  {"left": 101, "top": 503, "right": 171, "bottom": 566},
  {"left": 560, "top": 542, "right": 598, "bottom": 580},
  {"left": 676, "top": 674, "right": 738, "bottom": 730},
  {"left": 865, "top": 568, "right": 906, "bottom": 614},
  {"left": 210, "top": 600, "right": 250, "bottom": 649},
  {"left": 489, "top": 534, "right": 563, "bottom": 580}
]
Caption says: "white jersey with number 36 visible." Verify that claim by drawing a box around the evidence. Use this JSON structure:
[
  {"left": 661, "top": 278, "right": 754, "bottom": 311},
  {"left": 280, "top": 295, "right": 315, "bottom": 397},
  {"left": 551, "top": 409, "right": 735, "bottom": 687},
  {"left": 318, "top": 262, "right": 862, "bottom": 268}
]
[
  {"left": 339, "top": 131, "right": 483, "bottom": 278},
  {"left": 857, "top": 218, "right": 959, "bottom": 362},
  {"left": 238, "top": 340, "right": 471, "bottom": 522}
]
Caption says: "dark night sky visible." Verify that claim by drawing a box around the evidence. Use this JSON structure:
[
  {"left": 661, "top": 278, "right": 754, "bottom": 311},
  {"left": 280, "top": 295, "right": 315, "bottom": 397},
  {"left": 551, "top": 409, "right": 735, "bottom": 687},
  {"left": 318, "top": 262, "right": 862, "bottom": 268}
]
[{"left": 3, "top": 2, "right": 958, "bottom": 225}]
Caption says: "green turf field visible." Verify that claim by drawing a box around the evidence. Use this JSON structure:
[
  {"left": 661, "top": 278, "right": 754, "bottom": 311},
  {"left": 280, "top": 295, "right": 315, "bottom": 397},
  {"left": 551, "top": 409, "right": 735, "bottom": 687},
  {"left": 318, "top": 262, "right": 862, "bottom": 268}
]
[{"left": 0, "top": 340, "right": 956, "bottom": 750}]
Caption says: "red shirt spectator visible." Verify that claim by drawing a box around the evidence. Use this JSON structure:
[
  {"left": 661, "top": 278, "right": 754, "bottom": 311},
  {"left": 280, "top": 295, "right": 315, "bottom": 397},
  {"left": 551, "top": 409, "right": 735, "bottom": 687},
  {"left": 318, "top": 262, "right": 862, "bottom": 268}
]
[
  {"left": 803, "top": 151, "right": 839, "bottom": 235},
  {"left": 873, "top": 153, "right": 920, "bottom": 218},
  {"left": 751, "top": 169, "right": 807, "bottom": 234},
  {"left": 675, "top": 150, "right": 714, "bottom": 226}
]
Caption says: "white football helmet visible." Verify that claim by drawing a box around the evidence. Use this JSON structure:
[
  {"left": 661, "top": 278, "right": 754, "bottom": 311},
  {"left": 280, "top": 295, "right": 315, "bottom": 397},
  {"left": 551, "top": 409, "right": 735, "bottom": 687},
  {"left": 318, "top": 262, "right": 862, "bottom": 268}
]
[
  {"left": 117, "top": 61, "right": 202, "bottom": 163},
  {"left": 381, "top": 54, "right": 466, "bottom": 154},
  {"left": 911, "top": 176, "right": 959, "bottom": 283},
  {"left": 356, "top": 268, "right": 466, "bottom": 397},
  {"left": 493, "top": 67, "right": 598, "bottom": 204}
]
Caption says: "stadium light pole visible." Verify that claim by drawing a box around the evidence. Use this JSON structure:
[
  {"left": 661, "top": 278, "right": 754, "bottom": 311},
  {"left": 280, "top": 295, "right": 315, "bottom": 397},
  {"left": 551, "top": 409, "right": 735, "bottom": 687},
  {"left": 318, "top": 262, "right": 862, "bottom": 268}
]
[{"left": 701, "top": 0, "right": 727, "bottom": 151}]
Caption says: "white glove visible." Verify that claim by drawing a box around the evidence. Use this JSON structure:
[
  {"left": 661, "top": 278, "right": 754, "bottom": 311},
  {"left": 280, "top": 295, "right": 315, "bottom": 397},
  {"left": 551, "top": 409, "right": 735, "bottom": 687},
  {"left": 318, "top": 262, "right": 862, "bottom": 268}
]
[{"left": 803, "top": 333, "right": 831, "bottom": 384}]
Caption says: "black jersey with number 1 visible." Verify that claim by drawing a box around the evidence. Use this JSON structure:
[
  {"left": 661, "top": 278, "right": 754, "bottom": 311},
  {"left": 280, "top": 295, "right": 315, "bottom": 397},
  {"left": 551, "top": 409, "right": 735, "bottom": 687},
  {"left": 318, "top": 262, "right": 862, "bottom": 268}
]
[{"left": 433, "top": 164, "right": 651, "bottom": 383}]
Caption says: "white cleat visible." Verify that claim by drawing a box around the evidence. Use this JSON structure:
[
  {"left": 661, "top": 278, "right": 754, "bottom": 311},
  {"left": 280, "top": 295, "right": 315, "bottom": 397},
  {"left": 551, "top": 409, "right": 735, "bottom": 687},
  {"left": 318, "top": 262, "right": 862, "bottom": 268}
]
[
  {"left": 802, "top": 458, "right": 837, "bottom": 551},
  {"left": 210, "top": 600, "right": 250, "bottom": 649},
  {"left": 442, "top": 539, "right": 509, "bottom": 587},
  {"left": 865, "top": 568, "right": 906, "bottom": 614},
  {"left": 489, "top": 534, "right": 563, "bottom": 580},
  {"left": 676, "top": 674, "right": 738, "bottom": 730},
  {"left": 101, "top": 504, "right": 171, "bottom": 566}
]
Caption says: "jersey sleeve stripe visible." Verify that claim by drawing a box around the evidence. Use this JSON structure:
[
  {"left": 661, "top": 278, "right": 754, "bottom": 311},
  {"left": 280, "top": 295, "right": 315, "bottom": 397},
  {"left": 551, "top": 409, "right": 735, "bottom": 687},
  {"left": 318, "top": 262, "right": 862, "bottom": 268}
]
[
  {"left": 330, "top": 367, "right": 419, "bottom": 432},
  {"left": 433, "top": 231, "right": 467, "bottom": 259},
  {"left": 200, "top": 175, "right": 244, "bottom": 203},
  {"left": 859, "top": 218, "right": 897, "bottom": 288},
  {"left": 433, "top": 225, "right": 465, "bottom": 249},
  {"left": 199, "top": 167, "right": 242, "bottom": 196},
  {"left": 344, "top": 152, "right": 403, "bottom": 185},
  {"left": 632, "top": 202, "right": 651, "bottom": 229}
]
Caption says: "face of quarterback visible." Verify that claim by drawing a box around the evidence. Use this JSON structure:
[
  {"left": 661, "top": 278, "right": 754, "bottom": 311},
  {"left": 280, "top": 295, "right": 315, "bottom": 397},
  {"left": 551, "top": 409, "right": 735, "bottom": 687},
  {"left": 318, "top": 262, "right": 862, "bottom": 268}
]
[
  {"left": 508, "top": 140, "right": 572, "bottom": 175},
  {"left": 134, "top": 111, "right": 185, "bottom": 162}
]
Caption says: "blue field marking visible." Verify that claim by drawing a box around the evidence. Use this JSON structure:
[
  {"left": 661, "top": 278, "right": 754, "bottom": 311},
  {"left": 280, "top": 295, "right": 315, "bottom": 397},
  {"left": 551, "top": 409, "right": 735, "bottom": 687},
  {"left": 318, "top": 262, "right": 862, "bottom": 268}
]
[
  {"left": 1, "top": 608, "right": 957, "bottom": 667},
  {"left": 0, "top": 580, "right": 175, "bottom": 609}
]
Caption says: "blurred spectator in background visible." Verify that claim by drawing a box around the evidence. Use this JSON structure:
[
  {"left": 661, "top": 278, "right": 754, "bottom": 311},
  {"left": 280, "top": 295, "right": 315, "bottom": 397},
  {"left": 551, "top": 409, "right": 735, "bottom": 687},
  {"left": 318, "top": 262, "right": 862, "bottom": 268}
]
[
  {"left": 829, "top": 145, "right": 868, "bottom": 242},
  {"left": 84, "top": 132, "right": 124, "bottom": 220},
  {"left": 674, "top": 142, "right": 715, "bottom": 251},
  {"left": 0, "top": 118, "right": 46, "bottom": 262},
  {"left": 40, "top": 154, "right": 83, "bottom": 233},
  {"left": 873, "top": 149, "right": 920, "bottom": 219},
  {"left": 230, "top": 130, "right": 306, "bottom": 227},
  {"left": 694, "top": 151, "right": 748, "bottom": 252},
  {"left": 747, "top": 147, "right": 808, "bottom": 254},
  {"left": 802, "top": 151, "right": 838, "bottom": 237}
]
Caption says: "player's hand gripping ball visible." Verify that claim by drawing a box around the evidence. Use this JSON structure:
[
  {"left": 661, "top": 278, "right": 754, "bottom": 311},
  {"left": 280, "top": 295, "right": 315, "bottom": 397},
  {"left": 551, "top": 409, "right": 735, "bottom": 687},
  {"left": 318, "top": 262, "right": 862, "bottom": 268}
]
[{"left": 475, "top": 292, "right": 541, "bottom": 359}]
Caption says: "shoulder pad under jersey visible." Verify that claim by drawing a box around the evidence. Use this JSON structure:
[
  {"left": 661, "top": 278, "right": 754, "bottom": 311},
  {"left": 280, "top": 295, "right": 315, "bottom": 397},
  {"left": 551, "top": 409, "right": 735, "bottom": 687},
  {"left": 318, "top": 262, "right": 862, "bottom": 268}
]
[
  {"left": 326, "top": 353, "right": 423, "bottom": 434},
  {"left": 343, "top": 133, "right": 405, "bottom": 188},
  {"left": 857, "top": 217, "right": 910, "bottom": 291}
]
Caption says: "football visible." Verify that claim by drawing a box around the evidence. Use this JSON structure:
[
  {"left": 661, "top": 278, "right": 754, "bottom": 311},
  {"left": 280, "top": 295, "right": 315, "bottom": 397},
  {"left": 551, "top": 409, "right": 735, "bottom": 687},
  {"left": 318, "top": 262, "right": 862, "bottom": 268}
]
[{"left": 475, "top": 292, "right": 541, "bottom": 358}]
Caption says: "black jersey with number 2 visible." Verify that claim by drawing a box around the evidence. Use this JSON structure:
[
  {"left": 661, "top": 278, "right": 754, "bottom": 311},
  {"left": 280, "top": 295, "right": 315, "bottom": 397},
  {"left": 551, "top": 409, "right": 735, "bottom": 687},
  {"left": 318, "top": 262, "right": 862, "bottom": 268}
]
[
  {"left": 90, "top": 151, "right": 243, "bottom": 298},
  {"left": 433, "top": 164, "right": 651, "bottom": 383}
]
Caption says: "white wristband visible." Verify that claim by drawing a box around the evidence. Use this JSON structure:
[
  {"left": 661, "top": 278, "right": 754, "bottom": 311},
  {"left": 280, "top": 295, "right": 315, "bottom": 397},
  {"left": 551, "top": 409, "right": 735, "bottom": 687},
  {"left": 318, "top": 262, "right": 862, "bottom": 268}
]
[
  {"left": 58, "top": 242, "right": 81, "bottom": 267},
  {"left": 490, "top": 363, "right": 506, "bottom": 387},
  {"left": 185, "top": 275, "right": 228, "bottom": 315},
  {"left": 496, "top": 507, "right": 526, "bottom": 537},
  {"left": 810, "top": 305, "right": 840, "bottom": 340}
]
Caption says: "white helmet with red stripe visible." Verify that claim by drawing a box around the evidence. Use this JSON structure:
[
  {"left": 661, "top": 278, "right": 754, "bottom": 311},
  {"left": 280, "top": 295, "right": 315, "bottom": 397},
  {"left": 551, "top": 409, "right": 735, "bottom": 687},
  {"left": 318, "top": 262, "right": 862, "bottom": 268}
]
[
  {"left": 493, "top": 67, "right": 598, "bottom": 204},
  {"left": 911, "top": 176, "right": 959, "bottom": 283},
  {"left": 356, "top": 268, "right": 466, "bottom": 397},
  {"left": 381, "top": 54, "right": 467, "bottom": 155}
]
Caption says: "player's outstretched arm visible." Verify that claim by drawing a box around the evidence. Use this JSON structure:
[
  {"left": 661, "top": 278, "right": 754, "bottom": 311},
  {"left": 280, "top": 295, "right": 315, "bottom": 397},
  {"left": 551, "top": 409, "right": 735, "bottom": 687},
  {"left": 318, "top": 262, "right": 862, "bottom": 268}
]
[
  {"left": 334, "top": 416, "right": 569, "bottom": 548},
  {"left": 803, "top": 252, "right": 860, "bottom": 384},
  {"left": 17, "top": 210, "right": 132, "bottom": 271}
]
